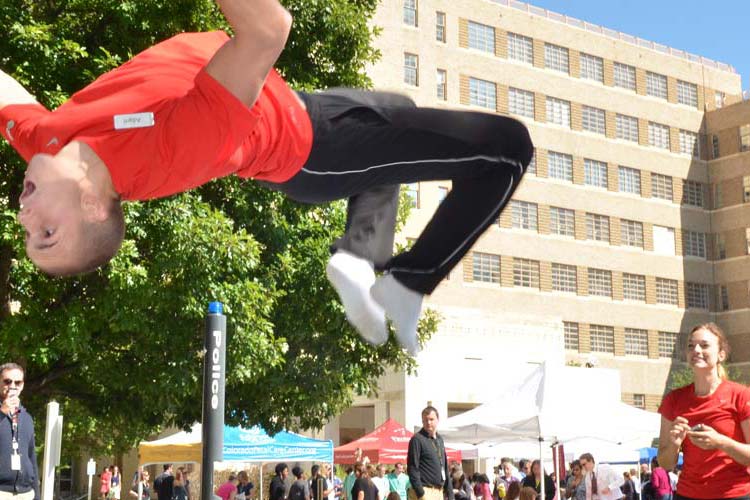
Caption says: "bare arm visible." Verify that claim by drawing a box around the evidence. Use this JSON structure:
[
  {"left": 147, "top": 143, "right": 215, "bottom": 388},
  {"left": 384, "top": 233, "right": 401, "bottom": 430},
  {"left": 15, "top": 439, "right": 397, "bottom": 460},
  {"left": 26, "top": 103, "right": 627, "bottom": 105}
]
[
  {"left": 0, "top": 69, "right": 39, "bottom": 110},
  {"left": 206, "top": 0, "right": 292, "bottom": 107},
  {"left": 689, "top": 419, "right": 750, "bottom": 466},
  {"left": 657, "top": 415, "right": 686, "bottom": 471}
]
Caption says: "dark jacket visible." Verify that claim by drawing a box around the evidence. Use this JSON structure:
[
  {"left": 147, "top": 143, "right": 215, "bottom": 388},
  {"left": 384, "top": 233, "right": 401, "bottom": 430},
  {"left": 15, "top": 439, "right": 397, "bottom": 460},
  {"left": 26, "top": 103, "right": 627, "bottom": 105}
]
[
  {"left": 521, "top": 474, "right": 555, "bottom": 500},
  {"left": 0, "top": 406, "right": 38, "bottom": 500},
  {"left": 407, "top": 429, "right": 454, "bottom": 500}
]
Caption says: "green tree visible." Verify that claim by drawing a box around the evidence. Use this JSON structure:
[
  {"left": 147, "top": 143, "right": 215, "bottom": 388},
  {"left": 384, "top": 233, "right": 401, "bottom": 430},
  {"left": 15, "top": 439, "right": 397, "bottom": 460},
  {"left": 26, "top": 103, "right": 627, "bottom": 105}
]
[
  {"left": 665, "top": 363, "right": 747, "bottom": 392},
  {"left": 0, "top": 0, "right": 439, "bottom": 458}
]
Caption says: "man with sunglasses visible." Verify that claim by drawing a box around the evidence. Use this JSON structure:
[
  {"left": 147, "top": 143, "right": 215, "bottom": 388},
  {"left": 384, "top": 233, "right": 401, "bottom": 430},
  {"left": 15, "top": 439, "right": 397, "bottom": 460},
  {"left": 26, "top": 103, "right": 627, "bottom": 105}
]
[{"left": 0, "top": 363, "right": 38, "bottom": 500}]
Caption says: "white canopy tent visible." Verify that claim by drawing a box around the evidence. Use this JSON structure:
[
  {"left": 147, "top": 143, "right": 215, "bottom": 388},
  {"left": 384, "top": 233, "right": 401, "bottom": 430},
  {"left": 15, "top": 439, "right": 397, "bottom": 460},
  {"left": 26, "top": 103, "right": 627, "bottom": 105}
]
[{"left": 441, "top": 362, "right": 660, "bottom": 500}]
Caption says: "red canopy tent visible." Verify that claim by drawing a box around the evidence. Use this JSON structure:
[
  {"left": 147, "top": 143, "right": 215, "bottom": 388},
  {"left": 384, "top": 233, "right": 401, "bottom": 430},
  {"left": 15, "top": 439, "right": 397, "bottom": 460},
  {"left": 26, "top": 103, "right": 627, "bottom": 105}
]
[{"left": 334, "top": 418, "right": 462, "bottom": 464}]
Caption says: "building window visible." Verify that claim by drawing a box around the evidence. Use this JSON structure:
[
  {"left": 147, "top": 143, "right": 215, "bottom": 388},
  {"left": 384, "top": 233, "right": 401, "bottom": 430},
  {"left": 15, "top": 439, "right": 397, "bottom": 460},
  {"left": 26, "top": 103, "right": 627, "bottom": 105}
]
[
  {"left": 511, "top": 201, "right": 538, "bottom": 231},
  {"left": 548, "top": 151, "right": 573, "bottom": 181},
  {"left": 437, "top": 186, "right": 449, "bottom": 203},
  {"left": 716, "top": 233, "right": 726, "bottom": 260},
  {"left": 616, "top": 114, "right": 639, "bottom": 142},
  {"left": 613, "top": 62, "right": 636, "bottom": 91},
  {"left": 684, "top": 230, "right": 706, "bottom": 258},
  {"left": 712, "top": 135, "right": 720, "bottom": 159},
  {"left": 590, "top": 324, "right": 615, "bottom": 353},
  {"left": 625, "top": 328, "right": 649, "bottom": 356},
  {"left": 618, "top": 166, "right": 641, "bottom": 194},
  {"left": 588, "top": 268, "right": 612, "bottom": 298},
  {"left": 653, "top": 225, "right": 676, "bottom": 256},
  {"left": 714, "top": 183, "right": 723, "bottom": 209},
  {"left": 719, "top": 285, "right": 729, "bottom": 311},
  {"left": 580, "top": 53, "right": 603, "bottom": 82},
  {"left": 508, "top": 87, "right": 535, "bottom": 118},
  {"left": 435, "top": 11, "right": 446, "bottom": 42},
  {"left": 472, "top": 252, "right": 500, "bottom": 283},
  {"left": 544, "top": 43, "right": 569, "bottom": 73},
  {"left": 677, "top": 80, "right": 698, "bottom": 108},
  {"left": 679, "top": 130, "right": 699, "bottom": 157},
  {"left": 646, "top": 72, "right": 668, "bottom": 100},
  {"left": 403, "top": 0, "right": 417, "bottom": 26},
  {"left": 656, "top": 277, "right": 679, "bottom": 306},
  {"left": 743, "top": 176, "right": 750, "bottom": 203},
  {"left": 469, "top": 77, "right": 496, "bottom": 110},
  {"left": 686, "top": 282, "right": 709, "bottom": 310},
  {"left": 468, "top": 21, "right": 495, "bottom": 53},
  {"left": 621, "top": 219, "right": 644, "bottom": 248},
  {"left": 582, "top": 106, "right": 606, "bottom": 135},
  {"left": 546, "top": 97, "right": 571, "bottom": 128},
  {"left": 633, "top": 394, "right": 646, "bottom": 409},
  {"left": 563, "top": 322, "right": 579, "bottom": 350},
  {"left": 741, "top": 125, "right": 750, "bottom": 152},
  {"left": 682, "top": 180, "right": 704, "bottom": 208},
  {"left": 550, "top": 206, "right": 575, "bottom": 237},
  {"left": 658, "top": 332, "right": 679, "bottom": 359},
  {"left": 404, "top": 53, "right": 419, "bottom": 86},
  {"left": 436, "top": 69, "right": 447, "bottom": 100},
  {"left": 648, "top": 122, "right": 670, "bottom": 149},
  {"left": 513, "top": 258, "right": 540, "bottom": 288},
  {"left": 584, "top": 159, "right": 608, "bottom": 188},
  {"left": 527, "top": 149, "right": 536, "bottom": 175},
  {"left": 405, "top": 183, "right": 419, "bottom": 208},
  {"left": 623, "top": 273, "right": 646, "bottom": 302},
  {"left": 507, "top": 32, "right": 533, "bottom": 64},
  {"left": 586, "top": 213, "right": 610, "bottom": 242},
  {"left": 715, "top": 91, "right": 726, "bottom": 109},
  {"left": 651, "top": 173, "right": 673, "bottom": 201},
  {"left": 552, "top": 263, "right": 577, "bottom": 293}
]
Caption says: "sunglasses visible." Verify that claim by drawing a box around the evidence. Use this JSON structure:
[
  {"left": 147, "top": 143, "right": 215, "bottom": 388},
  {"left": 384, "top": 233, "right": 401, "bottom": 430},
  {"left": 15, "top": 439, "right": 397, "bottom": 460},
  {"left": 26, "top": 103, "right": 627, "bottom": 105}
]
[{"left": 2, "top": 379, "right": 24, "bottom": 387}]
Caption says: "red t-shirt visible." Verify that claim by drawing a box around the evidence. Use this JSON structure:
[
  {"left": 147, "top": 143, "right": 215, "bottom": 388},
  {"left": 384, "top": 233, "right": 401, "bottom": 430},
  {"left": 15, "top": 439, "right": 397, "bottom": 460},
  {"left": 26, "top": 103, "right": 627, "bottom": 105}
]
[
  {"left": 0, "top": 31, "right": 312, "bottom": 200},
  {"left": 100, "top": 470, "right": 112, "bottom": 494},
  {"left": 658, "top": 381, "right": 750, "bottom": 499}
]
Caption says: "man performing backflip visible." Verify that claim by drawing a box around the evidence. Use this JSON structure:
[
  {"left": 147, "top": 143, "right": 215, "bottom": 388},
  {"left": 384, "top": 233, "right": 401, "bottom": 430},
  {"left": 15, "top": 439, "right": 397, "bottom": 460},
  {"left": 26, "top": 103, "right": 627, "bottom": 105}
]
[{"left": 0, "top": 0, "right": 533, "bottom": 354}]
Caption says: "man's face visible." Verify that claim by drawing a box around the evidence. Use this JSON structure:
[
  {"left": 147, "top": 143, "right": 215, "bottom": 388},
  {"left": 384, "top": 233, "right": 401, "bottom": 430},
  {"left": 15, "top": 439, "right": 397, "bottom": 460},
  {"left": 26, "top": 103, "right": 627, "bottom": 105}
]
[
  {"left": 282, "top": 468, "right": 289, "bottom": 479},
  {"left": 522, "top": 462, "right": 530, "bottom": 475},
  {"left": 396, "top": 464, "right": 404, "bottom": 474},
  {"left": 422, "top": 410, "right": 439, "bottom": 435},
  {"left": 640, "top": 464, "right": 648, "bottom": 474},
  {"left": 19, "top": 154, "right": 87, "bottom": 272},
  {"left": 377, "top": 466, "right": 385, "bottom": 478},
  {"left": 1, "top": 368, "right": 24, "bottom": 403},
  {"left": 580, "top": 459, "right": 594, "bottom": 473},
  {"left": 502, "top": 463, "right": 512, "bottom": 477}
]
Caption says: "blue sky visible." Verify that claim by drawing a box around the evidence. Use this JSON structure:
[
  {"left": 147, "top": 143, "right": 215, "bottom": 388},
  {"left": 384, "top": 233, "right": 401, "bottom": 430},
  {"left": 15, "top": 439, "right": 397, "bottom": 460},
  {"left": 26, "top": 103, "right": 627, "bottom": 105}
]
[{"left": 525, "top": 0, "right": 748, "bottom": 91}]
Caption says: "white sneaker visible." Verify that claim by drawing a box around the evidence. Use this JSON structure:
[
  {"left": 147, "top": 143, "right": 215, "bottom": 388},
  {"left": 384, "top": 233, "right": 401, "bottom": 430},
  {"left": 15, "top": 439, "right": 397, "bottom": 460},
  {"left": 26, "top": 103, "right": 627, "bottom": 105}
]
[
  {"left": 326, "top": 251, "right": 388, "bottom": 345},
  {"left": 371, "top": 274, "right": 423, "bottom": 355}
]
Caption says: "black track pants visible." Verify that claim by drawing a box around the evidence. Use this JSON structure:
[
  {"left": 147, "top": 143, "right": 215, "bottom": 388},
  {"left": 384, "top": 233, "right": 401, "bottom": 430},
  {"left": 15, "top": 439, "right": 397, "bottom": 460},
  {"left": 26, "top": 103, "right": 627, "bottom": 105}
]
[{"left": 261, "top": 88, "right": 534, "bottom": 295}]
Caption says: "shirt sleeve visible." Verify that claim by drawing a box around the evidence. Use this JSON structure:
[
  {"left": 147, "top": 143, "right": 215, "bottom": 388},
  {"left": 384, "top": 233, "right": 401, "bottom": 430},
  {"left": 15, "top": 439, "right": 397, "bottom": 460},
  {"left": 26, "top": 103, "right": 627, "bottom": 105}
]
[
  {"left": 657, "top": 389, "right": 676, "bottom": 421},
  {"left": 157, "top": 68, "right": 259, "bottom": 184},
  {"left": 0, "top": 103, "right": 50, "bottom": 161},
  {"left": 736, "top": 384, "right": 750, "bottom": 422}
]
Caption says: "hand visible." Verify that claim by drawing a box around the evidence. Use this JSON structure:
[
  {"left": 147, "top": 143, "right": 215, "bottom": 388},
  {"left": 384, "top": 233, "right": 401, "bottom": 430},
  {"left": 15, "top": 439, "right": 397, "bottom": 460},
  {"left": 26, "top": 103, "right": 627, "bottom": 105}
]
[
  {"left": 600, "top": 488, "right": 610, "bottom": 495},
  {"left": 687, "top": 424, "right": 726, "bottom": 450},
  {"left": 669, "top": 416, "right": 691, "bottom": 447},
  {"left": 2, "top": 394, "right": 20, "bottom": 414}
]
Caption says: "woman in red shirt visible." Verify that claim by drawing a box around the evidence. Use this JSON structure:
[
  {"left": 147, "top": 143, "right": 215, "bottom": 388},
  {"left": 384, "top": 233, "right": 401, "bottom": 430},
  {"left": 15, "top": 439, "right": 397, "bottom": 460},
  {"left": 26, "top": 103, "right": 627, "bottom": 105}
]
[{"left": 658, "top": 323, "right": 750, "bottom": 500}]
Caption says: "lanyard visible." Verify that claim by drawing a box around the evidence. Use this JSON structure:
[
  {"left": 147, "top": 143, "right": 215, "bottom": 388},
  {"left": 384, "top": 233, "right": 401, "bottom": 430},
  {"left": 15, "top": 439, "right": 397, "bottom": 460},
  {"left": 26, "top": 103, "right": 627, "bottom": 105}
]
[
  {"left": 428, "top": 435, "right": 444, "bottom": 468},
  {"left": 10, "top": 410, "right": 19, "bottom": 454}
]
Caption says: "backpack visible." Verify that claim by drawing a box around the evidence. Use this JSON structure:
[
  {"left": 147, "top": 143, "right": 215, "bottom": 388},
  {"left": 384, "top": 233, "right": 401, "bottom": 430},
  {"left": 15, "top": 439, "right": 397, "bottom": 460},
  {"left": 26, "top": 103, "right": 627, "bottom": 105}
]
[{"left": 289, "top": 482, "right": 306, "bottom": 500}]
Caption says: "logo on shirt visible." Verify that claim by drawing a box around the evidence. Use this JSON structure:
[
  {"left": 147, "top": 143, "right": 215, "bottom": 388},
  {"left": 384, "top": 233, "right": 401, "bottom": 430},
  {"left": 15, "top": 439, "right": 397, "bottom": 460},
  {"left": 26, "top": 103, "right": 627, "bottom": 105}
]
[
  {"left": 46, "top": 137, "right": 59, "bottom": 147},
  {"left": 5, "top": 120, "right": 14, "bottom": 141},
  {"left": 113, "top": 112, "right": 155, "bottom": 130}
]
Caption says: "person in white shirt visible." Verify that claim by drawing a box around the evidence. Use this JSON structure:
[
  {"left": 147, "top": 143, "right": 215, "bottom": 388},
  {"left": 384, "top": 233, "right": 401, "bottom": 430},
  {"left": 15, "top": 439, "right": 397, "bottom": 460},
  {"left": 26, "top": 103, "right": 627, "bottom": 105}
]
[
  {"left": 371, "top": 465, "right": 389, "bottom": 500},
  {"left": 579, "top": 453, "right": 623, "bottom": 500}
]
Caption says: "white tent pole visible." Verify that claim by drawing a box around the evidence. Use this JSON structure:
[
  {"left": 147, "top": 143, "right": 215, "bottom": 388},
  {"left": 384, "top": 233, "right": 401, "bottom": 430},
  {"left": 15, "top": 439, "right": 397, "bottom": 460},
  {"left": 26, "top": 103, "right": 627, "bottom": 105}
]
[{"left": 260, "top": 463, "right": 264, "bottom": 500}]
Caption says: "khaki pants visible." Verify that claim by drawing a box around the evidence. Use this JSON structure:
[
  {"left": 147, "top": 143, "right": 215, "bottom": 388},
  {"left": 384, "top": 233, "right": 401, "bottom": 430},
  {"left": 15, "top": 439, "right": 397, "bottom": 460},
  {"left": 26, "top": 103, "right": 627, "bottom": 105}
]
[
  {"left": 408, "top": 487, "right": 444, "bottom": 500},
  {"left": 0, "top": 491, "right": 34, "bottom": 500}
]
